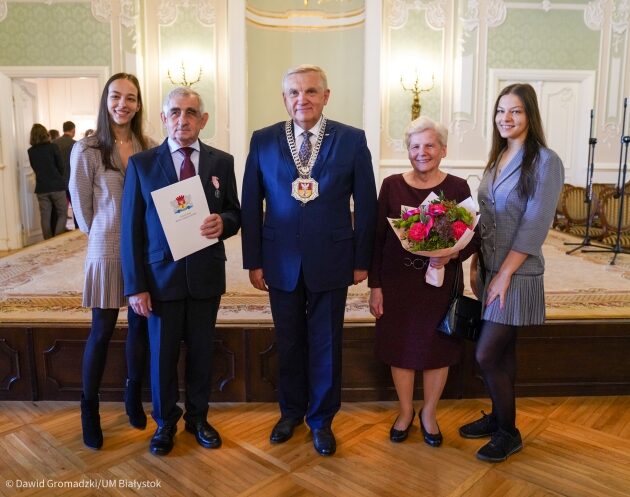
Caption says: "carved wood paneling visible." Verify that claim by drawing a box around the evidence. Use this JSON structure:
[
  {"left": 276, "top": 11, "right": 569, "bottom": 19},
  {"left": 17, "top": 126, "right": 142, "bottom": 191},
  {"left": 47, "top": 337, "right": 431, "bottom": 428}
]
[
  {"left": 0, "top": 329, "right": 31, "bottom": 400},
  {"left": 1, "top": 320, "right": 628, "bottom": 401}
]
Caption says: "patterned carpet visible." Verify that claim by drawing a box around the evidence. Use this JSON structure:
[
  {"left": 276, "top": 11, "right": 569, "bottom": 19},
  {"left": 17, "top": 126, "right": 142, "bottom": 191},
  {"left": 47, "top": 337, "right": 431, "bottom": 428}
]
[{"left": 0, "top": 229, "right": 629, "bottom": 324}]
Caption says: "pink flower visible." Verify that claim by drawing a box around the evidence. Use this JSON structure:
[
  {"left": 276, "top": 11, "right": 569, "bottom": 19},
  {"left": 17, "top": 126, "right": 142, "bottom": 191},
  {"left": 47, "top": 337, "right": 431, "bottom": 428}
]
[
  {"left": 451, "top": 220, "right": 469, "bottom": 240},
  {"left": 408, "top": 217, "right": 434, "bottom": 241},
  {"left": 427, "top": 202, "right": 447, "bottom": 216},
  {"left": 402, "top": 207, "right": 421, "bottom": 220}
]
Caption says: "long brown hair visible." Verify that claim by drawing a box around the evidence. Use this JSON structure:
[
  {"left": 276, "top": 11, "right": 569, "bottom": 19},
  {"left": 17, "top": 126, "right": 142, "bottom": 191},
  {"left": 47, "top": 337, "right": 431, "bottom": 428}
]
[
  {"left": 92, "top": 72, "right": 148, "bottom": 171},
  {"left": 486, "top": 83, "right": 547, "bottom": 198},
  {"left": 29, "top": 123, "right": 50, "bottom": 146}
]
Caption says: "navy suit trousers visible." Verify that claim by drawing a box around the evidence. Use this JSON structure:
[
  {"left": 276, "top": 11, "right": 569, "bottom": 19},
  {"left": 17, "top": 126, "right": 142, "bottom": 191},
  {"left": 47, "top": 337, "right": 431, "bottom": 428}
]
[
  {"left": 269, "top": 270, "right": 348, "bottom": 430},
  {"left": 148, "top": 296, "right": 220, "bottom": 427}
]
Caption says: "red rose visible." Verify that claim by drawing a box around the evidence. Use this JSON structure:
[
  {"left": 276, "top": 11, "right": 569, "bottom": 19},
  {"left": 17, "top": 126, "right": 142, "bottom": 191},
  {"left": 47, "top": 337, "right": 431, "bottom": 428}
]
[
  {"left": 451, "top": 220, "right": 469, "bottom": 240},
  {"left": 427, "top": 202, "right": 447, "bottom": 216},
  {"left": 408, "top": 217, "right": 434, "bottom": 241}
]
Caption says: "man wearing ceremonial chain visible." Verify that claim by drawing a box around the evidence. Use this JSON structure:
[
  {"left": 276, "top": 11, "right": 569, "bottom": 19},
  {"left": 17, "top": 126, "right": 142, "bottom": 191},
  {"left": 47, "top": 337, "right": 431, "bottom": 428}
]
[{"left": 241, "top": 64, "right": 377, "bottom": 456}]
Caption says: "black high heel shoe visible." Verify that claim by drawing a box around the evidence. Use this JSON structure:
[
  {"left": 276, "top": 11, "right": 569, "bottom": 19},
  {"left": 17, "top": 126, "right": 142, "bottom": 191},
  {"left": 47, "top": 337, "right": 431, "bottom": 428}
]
[
  {"left": 419, "top": 409, "right": 443, "bottom": 447},
  {"left": 124, "top": 378, "right": 147, "bottom": 429},
  {"left": 389, "top": 409, "right": 415, "bottom": 443}
]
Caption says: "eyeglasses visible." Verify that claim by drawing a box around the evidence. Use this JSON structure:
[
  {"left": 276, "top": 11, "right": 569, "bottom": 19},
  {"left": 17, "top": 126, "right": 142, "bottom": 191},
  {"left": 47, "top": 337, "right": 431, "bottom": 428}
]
[{"left": 403, "top": 257, "right": 428, "bottom": 270}]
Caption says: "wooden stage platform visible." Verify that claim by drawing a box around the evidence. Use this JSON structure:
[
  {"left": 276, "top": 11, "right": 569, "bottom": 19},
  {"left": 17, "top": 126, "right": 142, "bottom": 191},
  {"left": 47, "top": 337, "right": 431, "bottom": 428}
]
[{"left": 1, "top": 231, "right": 629, "bottom": 402}]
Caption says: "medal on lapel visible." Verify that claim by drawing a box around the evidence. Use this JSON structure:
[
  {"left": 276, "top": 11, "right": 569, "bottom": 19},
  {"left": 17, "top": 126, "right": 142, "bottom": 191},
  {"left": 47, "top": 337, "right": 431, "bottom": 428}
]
[{"left": 286, "top": 117, "right": 327, "bottom": 204}]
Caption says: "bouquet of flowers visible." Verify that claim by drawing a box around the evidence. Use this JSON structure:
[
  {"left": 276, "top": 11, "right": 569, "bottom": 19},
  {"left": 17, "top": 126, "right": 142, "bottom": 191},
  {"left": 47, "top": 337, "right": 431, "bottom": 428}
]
[{"left": 388, "top": 191, "right": 479, "bottom": 287}]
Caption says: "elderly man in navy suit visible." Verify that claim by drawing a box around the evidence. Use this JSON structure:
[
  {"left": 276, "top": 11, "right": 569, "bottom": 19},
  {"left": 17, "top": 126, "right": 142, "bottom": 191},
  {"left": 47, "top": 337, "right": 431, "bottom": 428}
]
[
  {"left": 121, "top": 87, "right": 240, "bottom": 456},
  {"left": 241, "top": 65, "right": 377, "bottom": 456}
]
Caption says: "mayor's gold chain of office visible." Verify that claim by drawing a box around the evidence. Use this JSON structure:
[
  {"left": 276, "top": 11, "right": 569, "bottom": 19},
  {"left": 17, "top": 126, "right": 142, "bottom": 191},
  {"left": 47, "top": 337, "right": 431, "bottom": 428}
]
[{"left": 285, "top": 116, "right": 327, "bottom": 179}]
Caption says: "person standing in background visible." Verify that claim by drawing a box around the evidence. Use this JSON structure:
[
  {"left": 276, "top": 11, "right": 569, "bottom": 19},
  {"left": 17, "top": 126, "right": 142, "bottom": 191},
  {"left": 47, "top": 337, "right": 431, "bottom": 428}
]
[
  {"left": 70, "top": 73, "right": 155, "bottom": 449},
  {"left": 27, "top": 123, "right": 67, "bottom": 239},
  {"left": 54, "top": 121, "right": 78, "bottom": 229}
]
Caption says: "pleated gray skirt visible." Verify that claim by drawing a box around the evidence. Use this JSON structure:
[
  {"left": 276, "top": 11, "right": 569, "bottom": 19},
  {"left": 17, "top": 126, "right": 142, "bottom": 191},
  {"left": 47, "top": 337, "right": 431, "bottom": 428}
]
[{"left": 480, "top": 270, "right": 546, "bottom": 326}]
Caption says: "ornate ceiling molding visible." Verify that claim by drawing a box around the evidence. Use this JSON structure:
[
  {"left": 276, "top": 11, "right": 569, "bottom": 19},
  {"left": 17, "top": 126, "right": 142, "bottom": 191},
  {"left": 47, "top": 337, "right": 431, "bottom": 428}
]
[
  {"left": 158, "top": 0, "right": 216, "bottom": 27},
  {"left": 585, "top": 0, "right": 629, "bottom": 33},
  {"left": 91, "top": 0, "right": 111, "bottom": 23},
  {"left": 90, "top": 0, "right": 137, "bottom": 29},
  {"left": 387, "top": 0, "right": 446, "bottom": 30},
  {"left": 612, "top": 0, "right": 629, "bottom": 34},
  {"left": 245, "top": 5, "right": 364, "bottom": 30},
  {"left": 0, "top": 1, "right": 7, "bottom": 23},
  {"left": 584, "top": 0, "right": 606, "bottom": 30},
  {"left": 461, "top": 0, "right": 507, "bottom": 32}
]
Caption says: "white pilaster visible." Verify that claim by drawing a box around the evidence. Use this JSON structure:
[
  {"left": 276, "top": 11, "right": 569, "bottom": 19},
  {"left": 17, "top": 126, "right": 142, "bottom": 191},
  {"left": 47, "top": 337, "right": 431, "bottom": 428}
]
[
  {"left": 364, "top": 0, "right": 382, "bottom": 184},
  {"left": 228, "top": 0, "right": 247, "bottom": 196}
]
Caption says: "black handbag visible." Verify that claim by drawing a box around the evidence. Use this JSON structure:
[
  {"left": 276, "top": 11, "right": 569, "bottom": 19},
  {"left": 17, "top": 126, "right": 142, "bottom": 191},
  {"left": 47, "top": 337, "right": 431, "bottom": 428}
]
[{"left": 436, "top": 262, "right": 482, "bottom": 341}]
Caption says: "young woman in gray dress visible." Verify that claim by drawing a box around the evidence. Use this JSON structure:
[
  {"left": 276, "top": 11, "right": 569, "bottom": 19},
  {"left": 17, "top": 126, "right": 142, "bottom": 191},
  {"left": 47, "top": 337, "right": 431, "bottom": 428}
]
[
  {"left": 70, "top": 73, "right": 156, "bottom": 449},
  {"left": 459, "top": 83, "right": 564, "bottom": 462}
]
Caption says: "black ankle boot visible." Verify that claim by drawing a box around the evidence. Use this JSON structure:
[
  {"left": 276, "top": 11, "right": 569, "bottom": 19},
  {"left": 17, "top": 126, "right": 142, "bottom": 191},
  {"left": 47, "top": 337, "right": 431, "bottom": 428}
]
[
  {"left": 80, "top": 394, "right": 103, "bottom": 449},
  {"left": 124, "top": 378, "right": 147, "bottom": 429}
]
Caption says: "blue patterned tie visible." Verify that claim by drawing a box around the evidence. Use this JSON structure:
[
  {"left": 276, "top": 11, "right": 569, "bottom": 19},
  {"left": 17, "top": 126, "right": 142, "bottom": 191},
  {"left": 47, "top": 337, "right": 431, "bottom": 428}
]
[{"left": 298, "top": 131, "right": 312, "bottom": 166}]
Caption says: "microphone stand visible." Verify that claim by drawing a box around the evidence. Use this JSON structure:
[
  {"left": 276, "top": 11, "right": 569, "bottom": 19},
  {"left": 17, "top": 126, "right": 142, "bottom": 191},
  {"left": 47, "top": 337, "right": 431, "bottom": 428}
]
[
  {"left": 583, "top": 97, "right": 630, "bottom": 264},
  {"left": 566, "top": 109, "right": 608, "bottom": 254}
]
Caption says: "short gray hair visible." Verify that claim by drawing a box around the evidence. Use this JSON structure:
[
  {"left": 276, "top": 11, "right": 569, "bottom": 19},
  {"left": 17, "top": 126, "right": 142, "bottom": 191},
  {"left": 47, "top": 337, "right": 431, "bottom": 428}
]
[
  {"left": 162, "top": 86, "right": 205, "bottom": 115},
  {"left": 282, "top": 64, "right": 328, "bottom": 91},
  {"left": 404, "top": 116, "right": 448, "bottom": 150}
]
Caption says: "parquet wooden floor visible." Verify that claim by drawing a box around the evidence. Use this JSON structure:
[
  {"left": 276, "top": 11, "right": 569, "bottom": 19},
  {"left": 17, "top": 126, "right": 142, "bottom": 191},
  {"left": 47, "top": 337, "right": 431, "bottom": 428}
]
[{"left": 1, "top": 397, "right": 629, "bottom": 497}]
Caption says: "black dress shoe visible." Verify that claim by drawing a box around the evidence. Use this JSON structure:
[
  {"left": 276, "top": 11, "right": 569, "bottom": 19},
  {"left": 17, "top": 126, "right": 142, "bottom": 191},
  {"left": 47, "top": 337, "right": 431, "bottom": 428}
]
[
  {"left": 389, "top": 409, "right": 415, "bottom": 443},
  {"left": 185, "top": 420, "right": 222, "bottom": 449},
  {"left": 270, "top": 417, "right": 303, "bottom": 444},
  {"left": 150, "top": 424, "right": 177, "bottom": 456},
  {"left": 312, "top": 427, "right": 336, "bottom": 456},
  {"left": 419, "top": 409, "right": 443, "bottom": 447}
]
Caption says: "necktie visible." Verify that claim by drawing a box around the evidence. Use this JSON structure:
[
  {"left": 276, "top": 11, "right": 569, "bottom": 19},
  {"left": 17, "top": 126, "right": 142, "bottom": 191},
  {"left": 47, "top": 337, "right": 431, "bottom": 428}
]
[
  {"left": 298, "top": 131, "right": 312, "bottom": 166},
  {"left": 179, "top": 147, "right": 195, "bottom": 180}
]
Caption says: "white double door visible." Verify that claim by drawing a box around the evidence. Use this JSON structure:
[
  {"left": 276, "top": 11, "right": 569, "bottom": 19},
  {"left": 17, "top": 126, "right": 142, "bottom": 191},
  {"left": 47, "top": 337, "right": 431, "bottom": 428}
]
[
  {"left": 0, "top": 73, "right": 40, "bottom": 249},
  {"left": 489, "top": 69, "right": 596, "bottom": 187}
]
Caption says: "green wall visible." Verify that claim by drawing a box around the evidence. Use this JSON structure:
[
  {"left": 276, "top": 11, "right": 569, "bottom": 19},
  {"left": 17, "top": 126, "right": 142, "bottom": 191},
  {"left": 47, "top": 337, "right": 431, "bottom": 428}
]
[
  {"left": 387, "top": 11, "right": 443, "bottom": 142},
  {"left": 0, "top": 3, "right": 110, "bottom": 66},
  {"left": 488, "top": 9, "right": 600, "bottom": 70},
  {"left": 160, "top": 8, "right": 216, "bottom": 140},
  {"left": 247, "top": 23, "right": 365, "bottom": 136}
]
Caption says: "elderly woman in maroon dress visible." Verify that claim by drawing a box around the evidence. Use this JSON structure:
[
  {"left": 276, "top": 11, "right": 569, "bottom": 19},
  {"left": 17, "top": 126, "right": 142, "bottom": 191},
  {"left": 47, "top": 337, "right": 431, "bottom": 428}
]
[{"left": 368, "top": 116, "right": 479, "bottom": 446}]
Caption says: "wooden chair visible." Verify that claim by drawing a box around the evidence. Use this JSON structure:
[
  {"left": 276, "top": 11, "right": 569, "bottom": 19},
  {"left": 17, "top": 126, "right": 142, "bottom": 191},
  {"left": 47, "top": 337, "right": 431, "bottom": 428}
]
[
  {"left": 560, "top": 185, "right": 605, "bottom": 239},
  {"left": 553, "top": 183, "right": 572, "bottom": 231},
  {"left": 598, "top": 189, "right": 630, "bottom": 248}
]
